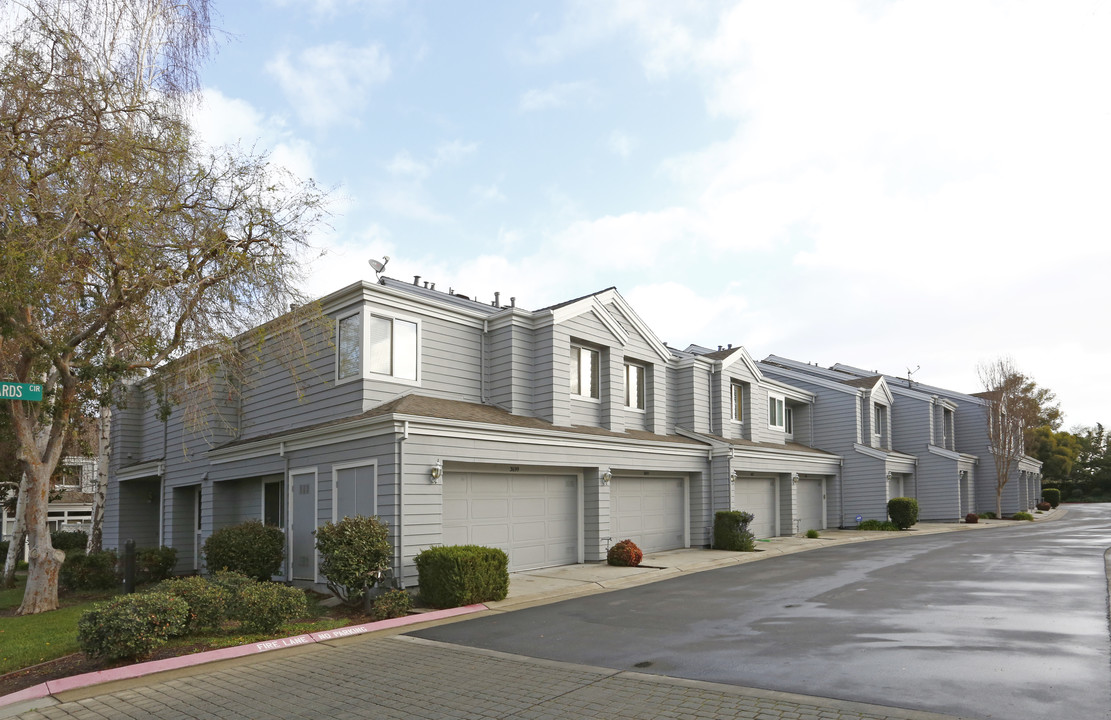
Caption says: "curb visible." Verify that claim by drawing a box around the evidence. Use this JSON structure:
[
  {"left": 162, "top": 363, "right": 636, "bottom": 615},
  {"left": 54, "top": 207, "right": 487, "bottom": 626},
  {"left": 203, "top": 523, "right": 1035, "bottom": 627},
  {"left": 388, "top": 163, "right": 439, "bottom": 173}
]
[{"left": 0, "top": 604, "right": 486, "bottom": 714}]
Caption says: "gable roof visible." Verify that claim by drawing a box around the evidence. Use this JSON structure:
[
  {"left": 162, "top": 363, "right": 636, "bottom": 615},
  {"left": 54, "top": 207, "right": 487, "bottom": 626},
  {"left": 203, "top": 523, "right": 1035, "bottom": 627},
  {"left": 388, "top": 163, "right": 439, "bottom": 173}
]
[{"left": 546, "top": 287, "right": 672, "bottom": 362}]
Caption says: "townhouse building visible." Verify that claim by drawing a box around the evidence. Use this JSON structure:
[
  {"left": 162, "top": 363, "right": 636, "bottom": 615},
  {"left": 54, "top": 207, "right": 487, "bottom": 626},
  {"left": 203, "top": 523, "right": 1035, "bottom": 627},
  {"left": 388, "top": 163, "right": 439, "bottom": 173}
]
[{"left": 104, "top": 277, "right": 840, "bottom": 588}]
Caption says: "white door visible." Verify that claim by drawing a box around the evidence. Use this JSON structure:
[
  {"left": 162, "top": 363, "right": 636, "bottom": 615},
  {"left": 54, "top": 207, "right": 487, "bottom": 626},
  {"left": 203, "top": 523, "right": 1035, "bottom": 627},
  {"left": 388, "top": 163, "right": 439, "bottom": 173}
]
[
  {"left": 443, "top": 472, "right": 579, "bottom": 572},
  {"left": 887, "top": 474, "right": 904, "bottom": 502},
  {"left": 796, "top": 477, "right": 825, "bottom": 533},
  {"left": 734, "top": 477, "right": 778, "bottom": 538},
  {"left": 610, "top": 476, "right": 686, "bottom": 553}
]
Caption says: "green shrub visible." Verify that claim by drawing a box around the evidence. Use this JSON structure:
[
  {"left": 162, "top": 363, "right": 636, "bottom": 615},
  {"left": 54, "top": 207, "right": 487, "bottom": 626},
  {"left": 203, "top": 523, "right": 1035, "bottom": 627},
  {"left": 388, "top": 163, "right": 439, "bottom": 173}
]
[
  {"left": 415, "top": 545, "right": 509, "bottom": 609},
  {"left": 1042, "top": 488, "right": 1060, "bottom": 508},
  {"left": 606, "top": 539, "right": 643, "bottom": 567},
  {"left": 153, "top": 576, "right": 230, "bottom": 631},
  {"left": 314, "top": 515, "right": 392, "bottom": 607},
  {"left": 857, "top": 519, "right": 900, "bottom": 531},
  {"left": 1011, "top": 511, "right": 1034, "bottom": 521},
  {"left": 51, "top": 529, "right": 88, "bottom": 552},
  {"left": 61, "top": 550, "right": 118, "bottom": 590},
  {"left": 203, "top": 520, "right": 285, "bottom": 580},
  {"left": 77, "top": 592, "right": 189, "bottom": 660},
  {"left": 887, "top": 497, "right": 919, "bottom": 530},
  {"left": 978, "top": 511, "right": 997, "bottom": 519},
  {"left": 805, "top": 529, "right": 820, "bottom": 539},
  {"left": 713, "top": 511, "right": 756, "bottom": 551},
  {"left": 370, "top": 588, "right": 412, "bottom": 621},
  {"left": 232, "top": 582, "right": 308, "bottom": 633},
  {"left": 136, "top": 546, "right": 178, "bottom": 585}
]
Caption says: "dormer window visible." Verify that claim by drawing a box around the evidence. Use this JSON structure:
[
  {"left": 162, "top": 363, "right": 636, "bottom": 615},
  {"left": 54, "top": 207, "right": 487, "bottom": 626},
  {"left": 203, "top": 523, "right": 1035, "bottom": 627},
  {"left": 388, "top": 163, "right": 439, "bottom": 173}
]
[
  {"left": 785, "top": 406, "right": 794, "bottom": 437},
  {"left": 570, "top": 345, "right": 599, "bottom": 399},
  {"left": 768, "top": 395, "right": 785, "bottom": 430},
  {"left": 731, "top": 383, "right": 744, "bottom": 422},
  {"left": 336, "top": 312, "right": 361, "bottom": 381},
  {"left": 874, "top": 404, "right": 888, "bottom": 446},
  {"left": 625, "top": 363, "right": 645, "bottom": 410},
  {"left": 369, "top": 315, "right": 418, "bottom": 381}
]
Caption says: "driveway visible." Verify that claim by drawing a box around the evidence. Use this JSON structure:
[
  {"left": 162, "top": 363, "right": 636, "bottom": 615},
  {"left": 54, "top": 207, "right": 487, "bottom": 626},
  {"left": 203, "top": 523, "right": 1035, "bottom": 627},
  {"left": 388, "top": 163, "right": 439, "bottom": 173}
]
[{"left": 412, "top": 504, "right": 1111, "bottom": 720}]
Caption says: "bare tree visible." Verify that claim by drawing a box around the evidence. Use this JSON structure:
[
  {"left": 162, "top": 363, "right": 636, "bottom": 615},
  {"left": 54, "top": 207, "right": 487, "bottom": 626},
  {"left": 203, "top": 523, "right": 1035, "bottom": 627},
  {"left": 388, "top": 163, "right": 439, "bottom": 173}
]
[
  {"left": 0, "top": 0, "right": 327, "bottom": 614},
  {"left": 976, "top": 357, "right": 1031, "bottom": 518}
]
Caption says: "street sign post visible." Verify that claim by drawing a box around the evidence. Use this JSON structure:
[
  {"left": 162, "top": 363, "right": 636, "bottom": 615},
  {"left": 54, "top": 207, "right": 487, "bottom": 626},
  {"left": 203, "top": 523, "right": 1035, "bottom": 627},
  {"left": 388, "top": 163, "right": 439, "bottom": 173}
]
[{"left": 0, "top": 382, "right": 43, "bottom": 401}]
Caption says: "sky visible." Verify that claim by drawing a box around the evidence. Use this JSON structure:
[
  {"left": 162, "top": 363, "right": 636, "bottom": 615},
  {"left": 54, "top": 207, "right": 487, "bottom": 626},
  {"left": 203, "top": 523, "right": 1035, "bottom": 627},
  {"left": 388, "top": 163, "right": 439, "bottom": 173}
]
[{"left": 191, "top": 0, "right": 1111, "bottom": 429}]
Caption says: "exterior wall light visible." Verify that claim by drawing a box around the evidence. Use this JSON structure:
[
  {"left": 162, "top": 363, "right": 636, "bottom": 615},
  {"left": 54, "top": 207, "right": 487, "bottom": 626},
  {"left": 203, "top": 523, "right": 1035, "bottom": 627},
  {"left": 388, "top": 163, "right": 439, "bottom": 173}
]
[
  {"left": 729, "top": 470, "right": 737, "bottom": 484},
  {"left": 791, "top": 472, "right": 799, "bottom": 484},
  {"left": 430, "top": 460, "right": 443, "bottom": 483},
  {"left": 601, "top": 469, "right": 612, "bottom": 486}
]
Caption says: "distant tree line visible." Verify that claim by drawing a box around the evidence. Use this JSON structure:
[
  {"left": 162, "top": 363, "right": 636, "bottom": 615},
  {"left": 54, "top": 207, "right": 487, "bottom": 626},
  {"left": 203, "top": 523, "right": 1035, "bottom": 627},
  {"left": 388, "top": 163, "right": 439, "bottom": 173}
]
[{"left": 1030, "top": 424, "right": 1111, "bottom": 502}]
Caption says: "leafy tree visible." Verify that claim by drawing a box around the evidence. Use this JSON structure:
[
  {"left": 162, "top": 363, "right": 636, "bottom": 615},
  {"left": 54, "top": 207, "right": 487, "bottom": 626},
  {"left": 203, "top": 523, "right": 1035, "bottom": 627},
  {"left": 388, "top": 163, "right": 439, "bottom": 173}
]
[
  {"left": 1027, "top": 425, "right": 1082, "bottom": 486},
  {"left": 976, "top": 357, "right": 1043, "bottom": 518},
  {"left": 0, "top": 0, "right": 326, "bottom": 614}
]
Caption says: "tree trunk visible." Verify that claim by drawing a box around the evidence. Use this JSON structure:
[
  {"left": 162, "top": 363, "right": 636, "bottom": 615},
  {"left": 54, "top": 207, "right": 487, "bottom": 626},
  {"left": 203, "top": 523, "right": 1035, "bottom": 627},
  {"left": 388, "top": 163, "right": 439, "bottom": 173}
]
[
  {"left": 17, "top": 463, "right": 63, "bottom": 614},
  {"left": 86, "top": 404, "right": 110, "bottom": 554},
  {"left": 2, "top": 480, "right": 29, "bottom": 588}
]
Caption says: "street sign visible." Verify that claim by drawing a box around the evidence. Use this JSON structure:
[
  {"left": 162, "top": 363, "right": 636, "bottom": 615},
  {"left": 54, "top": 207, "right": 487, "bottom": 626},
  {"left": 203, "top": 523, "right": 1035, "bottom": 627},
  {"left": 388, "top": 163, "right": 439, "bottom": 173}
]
[{"left": 0, "top": 382, "right": 43, "bottom": 401}]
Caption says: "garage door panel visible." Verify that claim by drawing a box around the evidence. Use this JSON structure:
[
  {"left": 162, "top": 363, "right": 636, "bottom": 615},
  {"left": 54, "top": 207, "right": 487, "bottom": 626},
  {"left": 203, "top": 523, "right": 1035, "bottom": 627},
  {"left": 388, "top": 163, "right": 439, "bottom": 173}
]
[
  {"left": 471, "top": 498, "right": 510, "bottom": 520},
  {"left": 611, "top": 477, "right": 685, "bottom": 553},
  {"left": 797, "top": 478, "right": 824, "bottom": 532},
  {"left": 511, "top": 497, "right": 547, "bottom": 517},
  {"left": 736, "top": 477, "right": 777, "bottom": 539},
  {"left": 471, "top": 476, "right": 511, "bottom": 494}
]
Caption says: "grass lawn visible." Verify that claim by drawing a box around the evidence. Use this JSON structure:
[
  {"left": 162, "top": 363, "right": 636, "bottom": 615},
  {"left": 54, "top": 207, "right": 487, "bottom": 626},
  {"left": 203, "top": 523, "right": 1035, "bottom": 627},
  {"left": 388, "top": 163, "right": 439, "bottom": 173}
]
[{"left": 0, "top": 576, "right": 352, "bottom": 677}]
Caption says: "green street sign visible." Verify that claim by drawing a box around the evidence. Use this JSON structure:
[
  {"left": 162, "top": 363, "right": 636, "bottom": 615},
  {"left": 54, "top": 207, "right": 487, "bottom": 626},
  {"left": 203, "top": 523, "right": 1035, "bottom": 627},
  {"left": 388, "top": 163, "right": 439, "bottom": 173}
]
[{"left": 0, "top": 382, "right": 43, "bottom": 401}]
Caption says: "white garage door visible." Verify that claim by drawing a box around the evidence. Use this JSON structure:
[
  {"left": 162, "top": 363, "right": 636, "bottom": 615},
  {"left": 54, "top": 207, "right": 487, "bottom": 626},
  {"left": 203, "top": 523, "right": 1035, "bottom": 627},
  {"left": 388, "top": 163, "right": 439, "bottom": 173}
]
[
  {"left": 610, "top": 476, "right": 686, "bottom": 553},
  {"left": 797, "top": 477, "right": 825, "bottom": 533},
  {"left": 734, "top": 476, "right": 778, "bottom": 538},
  {"left": 443, "top": 472, "right": 578, "bottom": 572}
]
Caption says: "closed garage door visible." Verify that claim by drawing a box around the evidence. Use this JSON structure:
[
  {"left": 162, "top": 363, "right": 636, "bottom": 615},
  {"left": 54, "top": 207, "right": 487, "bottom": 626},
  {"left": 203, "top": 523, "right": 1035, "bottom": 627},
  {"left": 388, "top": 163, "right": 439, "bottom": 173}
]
[
  {"left": 610, "top": 476, "right": 686, "bottom": 553},
  {"left": 797, "top": 477, "right": 825, "bottom": 533},
  {"left": 443, "top": 472, "right": 578, "bottom": 572},
  {"left": 734, "top": 476, "right": 778, "bottom": 538}
]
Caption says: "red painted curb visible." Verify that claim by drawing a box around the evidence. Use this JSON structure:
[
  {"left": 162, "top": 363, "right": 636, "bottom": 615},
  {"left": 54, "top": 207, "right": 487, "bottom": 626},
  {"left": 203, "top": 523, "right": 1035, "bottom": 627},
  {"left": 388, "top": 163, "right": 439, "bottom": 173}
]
[{"left": 0, "top": 604, "right": 487, "bottom": 709}]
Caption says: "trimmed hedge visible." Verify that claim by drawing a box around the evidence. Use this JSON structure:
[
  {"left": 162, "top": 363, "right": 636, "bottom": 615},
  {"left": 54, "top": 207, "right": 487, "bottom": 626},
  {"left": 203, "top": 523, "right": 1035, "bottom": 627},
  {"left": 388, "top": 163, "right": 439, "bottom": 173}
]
[
  {"left": 137, "top": 546, "right": 178, "bottom": 585},
  {"left": 858, "top": 519, "right": 900, "bottom": 531},
  {"left": 713, "top": 511, "right": 756, "bottom": 551},
  {"left": 61, "top": 550, "right": 118, "bottom": 590},
  {"left": 203, "top": 520, "right": 285, "bottom": 580},
  {"left": 314, "top": 515, "right": 392, "bottom": 607},
  {"left": 370, "top": 588, "right": 413, "bottom": 621},
  {"left": 51, "top": 529, "right": 88, "bottom": 552},
  {"left": 887, "top": 497, "right": 919, "bottom": 530},
  {"left": 153, "top": 576, "right": 230, "bottom": 631},
  {"left": 415, "top": 545, "right": 509, "bottom": 609},
  {"left": 1012, "top": 512, "right": 1034, "bottom": 521},
  {"left": 77, "top": 592, "right": 189, "bottom": 660},
  {"left": 1036, "top": 501, "right": 1051, "bottom": 511},
  {"left": 978, "top": 511, "right": 997, "bottom": 519},
  {"left": 607, "top": 539, "right": 643, "bottom": 567},
  {"left": 232, "top": 581, "right": 309, "bottom": 633},
  {"left": 1042, "top": 488, "right": 1060, "bottom": 508}
]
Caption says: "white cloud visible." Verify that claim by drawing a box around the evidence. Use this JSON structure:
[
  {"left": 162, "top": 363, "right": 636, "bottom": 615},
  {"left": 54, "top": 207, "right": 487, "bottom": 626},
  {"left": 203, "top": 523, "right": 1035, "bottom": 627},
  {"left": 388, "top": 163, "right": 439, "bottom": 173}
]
[
  {"left": 385, "top": 151, "right": 429, "bottom": 179},
  {"left": 608, "top": 130, "right": 635, "bottom": 158},
  {"left": 434, "top": 140, "right": 478, "bottom": 164},
  {"left": 519, "top": 81, "right": 597, "bottom": 112},
  {"left": 472, "top": 183, "right": 506, "bottom": 203},
  {"left": 266, "top": 42, "right": 391, "bottom": 128}
]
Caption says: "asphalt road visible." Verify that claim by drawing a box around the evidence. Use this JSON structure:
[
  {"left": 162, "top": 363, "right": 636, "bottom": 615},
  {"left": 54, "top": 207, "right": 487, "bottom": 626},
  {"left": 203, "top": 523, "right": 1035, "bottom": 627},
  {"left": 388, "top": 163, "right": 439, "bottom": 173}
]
[{"left": 412, "top": 504, "right": 1111, "bottom": 720}]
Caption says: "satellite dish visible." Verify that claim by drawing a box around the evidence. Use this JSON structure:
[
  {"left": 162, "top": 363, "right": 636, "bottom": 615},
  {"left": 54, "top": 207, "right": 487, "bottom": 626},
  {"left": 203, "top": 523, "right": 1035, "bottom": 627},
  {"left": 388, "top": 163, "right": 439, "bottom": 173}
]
[{"left": 368, "top": 255, "right": 390, "bottom": 277}]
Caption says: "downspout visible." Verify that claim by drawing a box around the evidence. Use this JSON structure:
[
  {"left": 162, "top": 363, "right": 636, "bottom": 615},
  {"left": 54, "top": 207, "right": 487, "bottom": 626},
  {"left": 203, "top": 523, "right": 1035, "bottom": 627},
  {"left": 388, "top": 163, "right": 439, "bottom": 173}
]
[
  {"left": 838, "top": 457, "right": 845, "bottom": 528},
  {"left": 396, "top": 420, "right": 408, "bottom": 589},
  {"left": 281, "top": 442, "right": 289, "bottom": 579},
  {"left": 708, "top": 447, "right": 715, "bottom": 547},
  {"left": 160, "top": 416, "right": 168, "bottom": 546},
  {"left": 481, "top": 319, "right": 487, "bottom": 403}
]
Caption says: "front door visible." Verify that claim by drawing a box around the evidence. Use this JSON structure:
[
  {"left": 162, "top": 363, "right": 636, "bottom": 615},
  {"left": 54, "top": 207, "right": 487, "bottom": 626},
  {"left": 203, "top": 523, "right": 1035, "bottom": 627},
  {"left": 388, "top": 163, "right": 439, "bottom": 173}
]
[{"left": 289, "top": 469, "right": 317, "bottom": 580}]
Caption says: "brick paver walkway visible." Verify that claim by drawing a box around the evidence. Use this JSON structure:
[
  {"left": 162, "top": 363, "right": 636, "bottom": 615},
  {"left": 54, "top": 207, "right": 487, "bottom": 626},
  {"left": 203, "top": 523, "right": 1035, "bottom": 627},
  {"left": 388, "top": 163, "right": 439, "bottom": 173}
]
[{"left": 14, "top": 635, "right": 963, "bottom": 720}]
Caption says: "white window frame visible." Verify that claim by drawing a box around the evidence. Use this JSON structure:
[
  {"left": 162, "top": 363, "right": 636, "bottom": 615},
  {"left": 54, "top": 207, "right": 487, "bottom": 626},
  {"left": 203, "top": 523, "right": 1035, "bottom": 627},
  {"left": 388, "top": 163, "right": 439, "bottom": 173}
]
[
  {"left": 367, "top": 311, "right": 422, "bottom": 386},
  {"left": 331, "top": 459, "right": 378, "bottom": 522},
  {"left": 335, "top": 310, "right": 362, "bottom": 384},
  {"left": 570, "top": 344, "right": 600, "bottom": 400},
  {"left": 624, "top": 362, "right": 646, "bottom": 411},
  {"left": 874, "top": 404, "right": 886, "bottom": 444},
  {"left": 730, "top": 382, "right": 744, "bottom": 423},
  {"left": 768, "top": 394, "right": 785, "bottom": 430}
]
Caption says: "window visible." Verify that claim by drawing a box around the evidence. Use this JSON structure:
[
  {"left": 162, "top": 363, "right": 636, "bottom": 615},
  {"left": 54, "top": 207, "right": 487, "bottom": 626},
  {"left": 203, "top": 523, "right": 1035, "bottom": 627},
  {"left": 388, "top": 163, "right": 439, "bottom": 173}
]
[
  {"left": 570, "top": 345, "right": 599, "bottom": 398},
  {"left": 368, "top": 315, "right": 418, "bottom": 381},
  {"left": 769, "top": 395, "right": 785, "bottom": 430},
  {"left": 263, "top": 480, "right": 284, "bottom": 527},
  {"left": 337, "top": 313, "right": 361, "bottom": 380},
  {"left": 625, "top": 363, "right": 645, "bottom": 410},
  {"left": 731, "top": 383, "right": 744, "bottom": 422},
  {"left": 785, "top": 407, "right": 794, "bottom": 435},
  {"left": 874, "top": 405, "right": 886, "bottom": 438}
]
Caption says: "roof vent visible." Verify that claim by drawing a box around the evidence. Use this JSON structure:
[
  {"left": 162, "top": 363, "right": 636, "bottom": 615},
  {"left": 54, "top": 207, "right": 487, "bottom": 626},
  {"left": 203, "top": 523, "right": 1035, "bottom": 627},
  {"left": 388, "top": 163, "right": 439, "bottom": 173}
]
[
  {"left": 493, "top": 291, "right": 500, "bottom": 307},
  {"left": 413, "top": 275, "right": 421, "bottom": 286},
  {"left": 510, "top": 297, "right": 516, "bottom": 308}
]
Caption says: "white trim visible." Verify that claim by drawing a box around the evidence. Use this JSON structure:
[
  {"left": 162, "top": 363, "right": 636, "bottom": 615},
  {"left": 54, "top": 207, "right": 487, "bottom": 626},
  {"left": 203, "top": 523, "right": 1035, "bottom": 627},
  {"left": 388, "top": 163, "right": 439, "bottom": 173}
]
[
  {"left": 117, "top": 460, "right": 164, "bottom": 482},
  {"left": 365, "top": 308, "right": 422, "bottom": 386},
  {"left": 768, "top": 394, "right": 786, "bottom": 431},
  {"left": 287, "top": 466, "right": 319, "bottom": 583},
  {"left": 331, "top": 459, "right": 378, "bottom": 522}
]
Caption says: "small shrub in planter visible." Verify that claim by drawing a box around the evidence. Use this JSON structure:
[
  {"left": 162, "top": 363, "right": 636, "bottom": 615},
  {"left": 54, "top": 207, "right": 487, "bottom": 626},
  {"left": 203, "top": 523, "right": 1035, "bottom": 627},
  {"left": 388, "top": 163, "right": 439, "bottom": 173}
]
[
  {"left": 415, "top": 545, "right": 509, "bottom": 609},
  {"left": 805, "top": 529, "right": 820, "bottom": 539},
  {"left": 1011, "top": 512, "right": 1034, "bottom": 521},
  {"left": 136, "top": 546, "right": 178, "bottom": 585},
  {"left": 61, "top": 550, "right": 118, "bottom": 590},
  {"left": 1042, "top": 488, "right": 1060, "bottom": 508},
  {"left": 1036, "top": 501, "right": 1051, "bottom": 511},
  {"left": 887, "top": 497, "right": 919, "bottom": 530},
  {"left": 370, "top": 588, "right": 413, "bottom": 620},
  {"left": 314, "top": 515, "right": 392, "bottom": 607},
  {"left": 978, "top": 511, "right": 997, "bottom": 519},
  {"left": 858, "top": 519, "right": 900, "bottom": 531},
  {"left": 153, "top": 576, "right": 230, "bottom": 631},
  {"left": 232, "top": 582, "right": 308, "bottom": 633},
  {"left": 51, "top": 529, "right": 88, "bottom": 552},
  {"left": 77, "top": 592, "right": 189, "bottom": 660},
  {"left": 965, "top": 513, "right": 979, "bottom": 524},
  {"left": 607, "top": 539, "right": 643, "bottom": 567},
  {"left": 203, "top": 520, "right": 285, "bottom": 580},
  {"left": 713, "top": 511, "right": 756, "bottom": 551}
]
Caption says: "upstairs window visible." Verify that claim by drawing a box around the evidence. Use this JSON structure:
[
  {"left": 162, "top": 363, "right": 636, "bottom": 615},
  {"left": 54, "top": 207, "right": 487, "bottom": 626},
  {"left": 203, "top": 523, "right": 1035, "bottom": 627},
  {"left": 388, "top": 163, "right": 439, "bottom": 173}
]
[
  {"left": 731, "top": 383, "right": 744, "bottom": 422},
  {"left": 337, "top": 313, "right": 362, "bottom": 380},
  {"left": 769, "top": 395, "right": 785, "bottom": 430},
  {"left": 570, "top": 345, "right": 599, "bottom": 399},
  {"left": 785, "top": 406, "right": 794, "bottom": 435},
  {"left": 874, "top": 404, "right": 887, "bottom": 445},
  {"left": 625, "top": 363, "right": 645, "bottom": 410},
  {"left": 368, "top": 315, "right": 418, "bottom": 381}
]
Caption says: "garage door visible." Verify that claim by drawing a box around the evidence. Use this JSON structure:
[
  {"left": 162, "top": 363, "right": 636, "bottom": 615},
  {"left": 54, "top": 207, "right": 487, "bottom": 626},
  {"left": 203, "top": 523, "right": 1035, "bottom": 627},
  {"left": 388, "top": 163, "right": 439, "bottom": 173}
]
[
  {"left": 610, "top": 476, "right": 686, "bottom": 553},
  {"left": 443, "top": 472, "right": 578, "bottom": 572},
  {"left": 797, "top": 477, "right": 825, "bottom": 533},
  {"left": 734, "top": 476, "right": 778, "bottom": 538}
]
